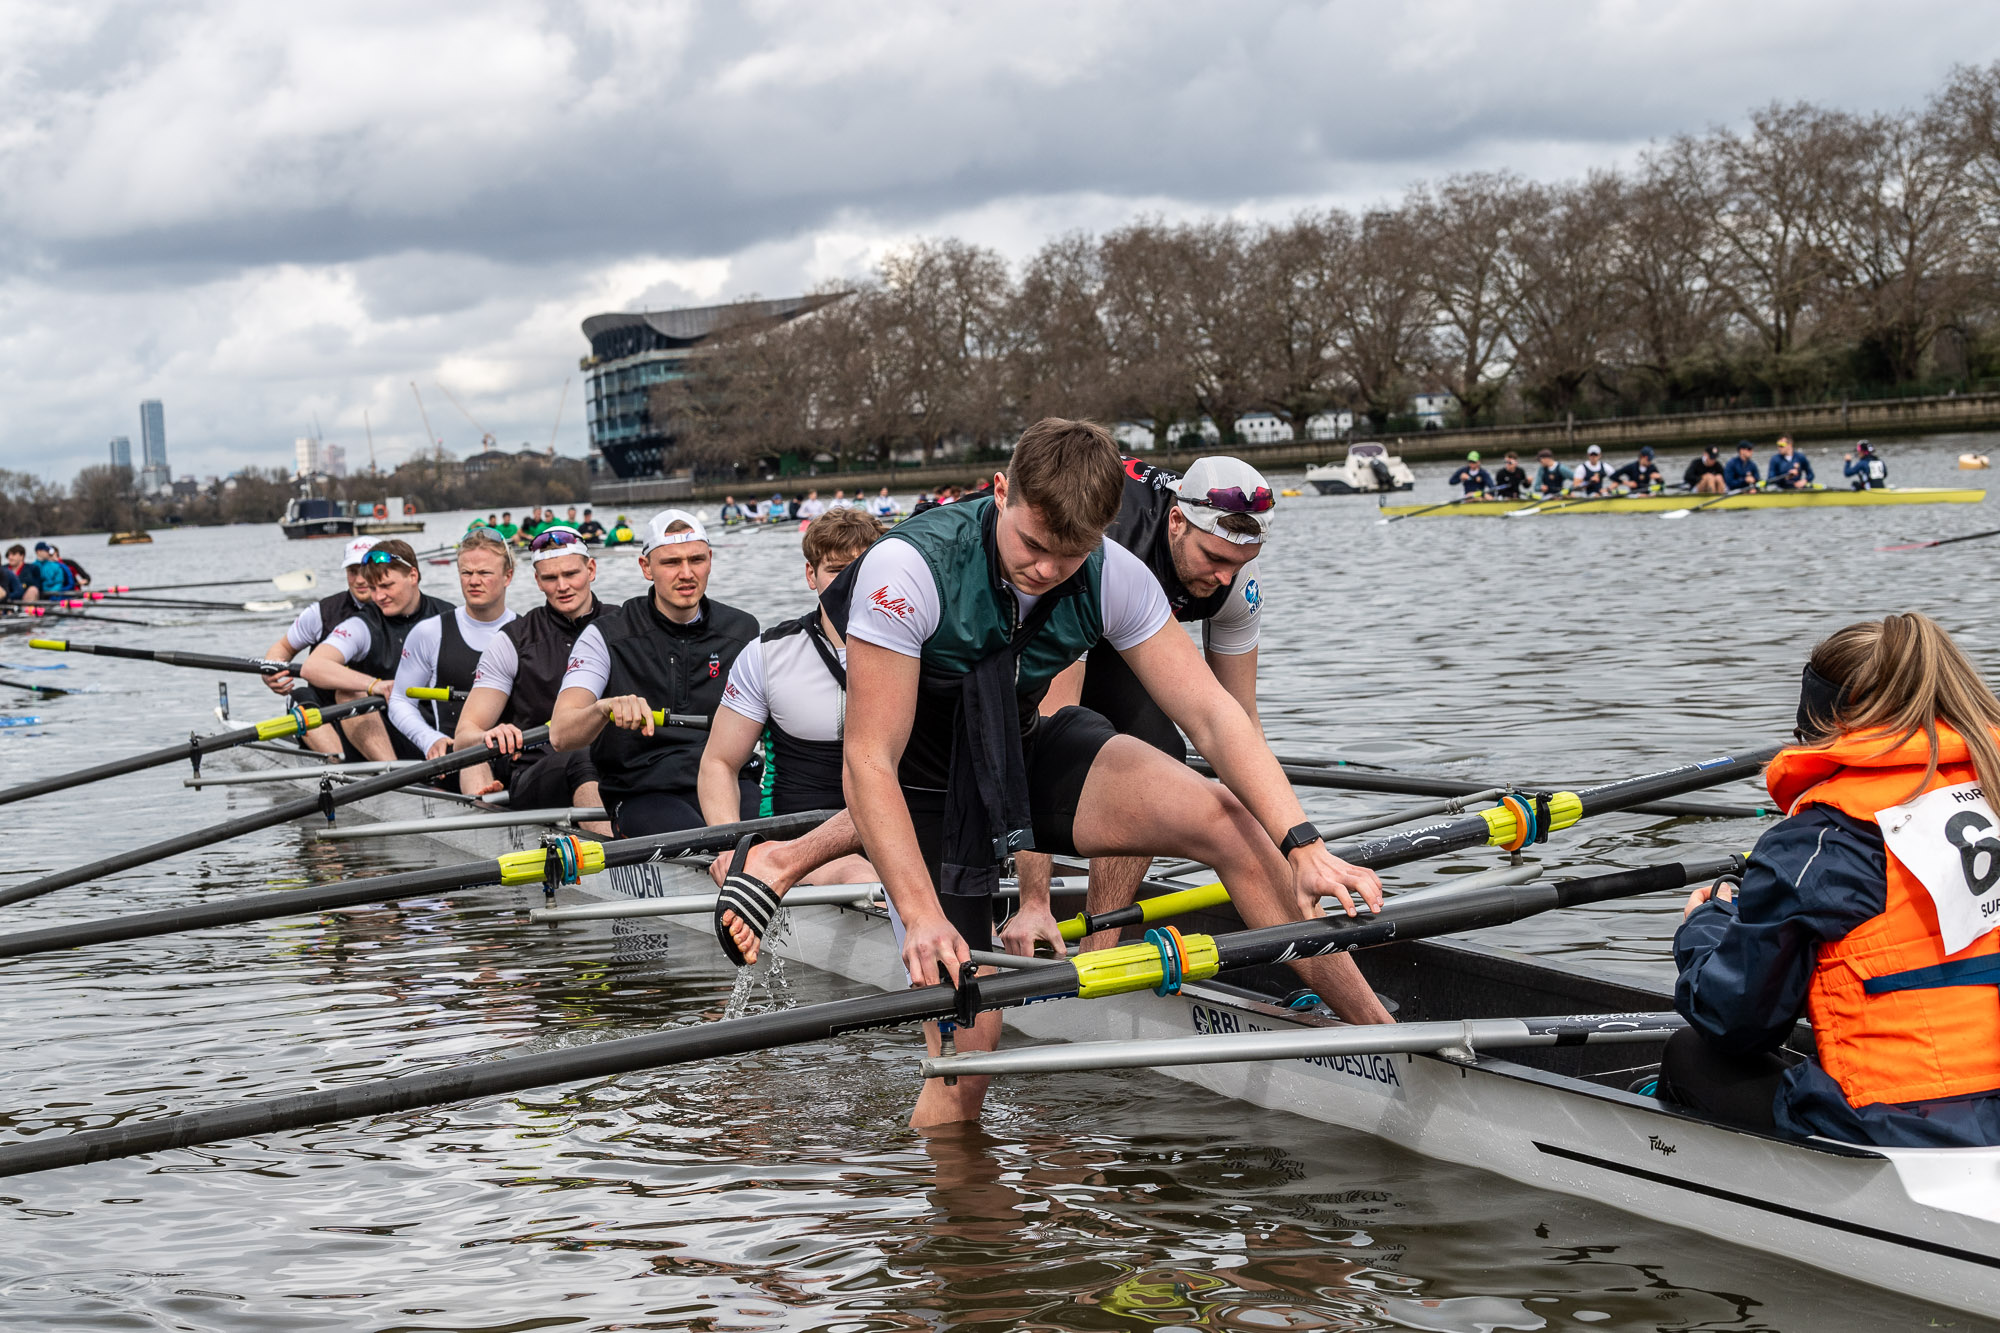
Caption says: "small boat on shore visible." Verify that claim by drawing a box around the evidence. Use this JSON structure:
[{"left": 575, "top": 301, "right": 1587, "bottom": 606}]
[
  {"left": 1306, "top": 442, "right": 1416, "bottom": 494},
  {"left": 1380, "top": 485, "right": 1986, "bottom": 517},
  {"left": 106, "top": 531, "right": 152, "bottom": 545}
]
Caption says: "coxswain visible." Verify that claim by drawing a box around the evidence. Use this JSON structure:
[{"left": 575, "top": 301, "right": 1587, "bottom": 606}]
[
  {"left": 1722, "top": 440, "right": 1762, "bottom": 491},
  {"left": 609, "top": 515, "right": 635, "bottom": 546},
  {"left": 300, "top": 540, "right": 455, "bottom": 762},
  {"left": 1490, "top": 450, "right": 1530, "bottom": 499},
  {"left": 455, "top": 527, "right": 610, "bottom": 835},
  {"left": 576, "top": 507, "right": 606, "bottom": 541},
  {"left": 1014, "top": 454, "right": 1274, "bottom": 956},
  {"left": 700, "top": 508, "right": 886, "bottom": 965},
  {"left": 386, "top": 529, "right": 516, "bottom": 760},
  {"left": 823, "top": 418, "right": 1389, "bottom": 1127},
  {"left": 260, "top": 535, "right": 379, "bottom": 756},
  {"left": 549, "top": 511, "right": 760, "bottom": 837},
  {"left": 1532, "top": 448, "right": 1571, "bottom": 497},
  {"left": 1844, "top": 440, "right": 1888, "bottom": 490},
  {"left": 1665, "top": 613, "right": 2000, "bottom": 1147},
  {"left": 1446, "top": 451, "right": 1493, "bottom": 497},
  {"left": 1571, "top": 444, "right": 1611, "bottom": 494},
  {"left": 1608, "top": 446, "right": 1663, "bottom": 494},
  {"left": 1683, "top": 444, "right": 1728, "bottom": 494},
  {"left": 1767, "top": 436, "right": 1815, "bottom": 490}
]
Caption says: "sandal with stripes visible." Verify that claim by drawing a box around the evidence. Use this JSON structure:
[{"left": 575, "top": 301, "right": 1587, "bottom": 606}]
[{"left": 715, "top": 832, "right": 782, "bottom": 967}]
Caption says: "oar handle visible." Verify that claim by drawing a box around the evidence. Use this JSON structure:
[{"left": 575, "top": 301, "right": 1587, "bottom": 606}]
[
  {"left": 1058, "top": 881, "right": 1231, "bottom": 942},
  {"left": 605, "top": 707, "right": 712, "bottom": 730},
  {"left": 405, "top": 686, "right": 468, "bottom": 702}
]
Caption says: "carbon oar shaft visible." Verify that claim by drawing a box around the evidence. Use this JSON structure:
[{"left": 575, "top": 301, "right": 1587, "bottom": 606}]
[
  {"left": 0, "top": 853, "right": 1729, "bottom": 1180},
  {"left": 0, "top": 726, "right": 553, "bottom": 908},
  {"left": 0, "top": 699, "right": 385, "bottom": 810},
  {"left": 29, "top": 639, "right": 288, "bottom": 676},
  {"left": 1188, "top": 758, "right": 1769, "bottom": 819},
  {"left": 0, "top": 809, "right": 836, "bottom": 959}
]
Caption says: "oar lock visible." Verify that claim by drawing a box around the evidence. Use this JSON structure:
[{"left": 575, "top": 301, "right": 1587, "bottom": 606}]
[
  {"left": 1484, "top": 790, "right": 1580, "bottom": 853},
  {"left": 494, "top": 836, "right": 606, "bottom": 897}
]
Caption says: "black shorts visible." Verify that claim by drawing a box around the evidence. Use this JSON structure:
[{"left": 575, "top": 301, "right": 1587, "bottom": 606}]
[
  {"left": 904, "top": 705, "right": 1119, "bottom": 948},
  {"left": 609, "top": 778, "right": 761, "bottom": 839},
  {"left": 504, "top": 748, "right": 599, "bottom": 812},
  {"left": 1079, "top": 644, "right": 1185, "bottom": 762}
]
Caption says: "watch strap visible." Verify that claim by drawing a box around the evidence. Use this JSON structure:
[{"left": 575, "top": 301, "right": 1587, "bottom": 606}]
[{"left": 1278, "top": 821, "right": 1322, "bottom": 857}]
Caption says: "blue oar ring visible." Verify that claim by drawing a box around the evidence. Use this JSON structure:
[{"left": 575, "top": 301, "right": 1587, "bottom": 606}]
[
  {"left": 1498, "top": 793, "right": 1538, "bottom": 852},
  {"left": 286, "top": 698, "right": 308, "bottom": 735},
  {"left": 1146, "top": 926, "right": 1185, "bottom": 997},
  {"left": 554, "top": 835, "right": 582, "bottom": 886}
]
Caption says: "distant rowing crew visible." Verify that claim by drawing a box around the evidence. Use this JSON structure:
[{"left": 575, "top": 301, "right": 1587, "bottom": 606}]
[
  {"left": 1, "top": 541, "right": 91, "bottom": 605},
  {"left": 717, "top": 486, "right": 905, "bottom": 526},
  {"left": 1446, "top": 434, "right": 1890, "bottom": 499}
]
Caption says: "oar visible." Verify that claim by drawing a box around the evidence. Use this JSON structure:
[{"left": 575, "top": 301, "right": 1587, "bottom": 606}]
[
  {"left": 52, "top": 592, "right": 291, "bottom": 612},
  {"left": 1879, "top": 526, "right": 2000, "bottom": 552},
  {"left": 0, "top": 853, "right": 1737, "bottom": 1180},
  {"left": 28, "top": 639, "right": 291, "bottom": 676},
  {"left": 314, "top": 806, "right": 610, "bottom": 841},
  {"left": 1658, "top": 485, "right": 1757, "bottom": 520},
  {"left": 114, "top": 570, "right": 318, "bottom": 595},
  {"left": 0, "top": 698, "right": 386, "bottom": 810},
  {"left": 1502, "top": 490, "right": 1612, "bottom": 519},
  {"left": 1186, "top": 757, "right": 1774, "bottom": 820},
  {"left": 0, "top": 810, "right": 835, "bottom": 961},
  {"left": 0, "top": 726, "right": 556, "bottom": 908},
  {"left": 1377, "top": 494, "right": 1479, "bottom": 524},
  {"left": 0, "top": 678, "right": 69, "bottom": 699},
  {"left": 926, "top": 1012, "right": 1689, "bottom": 1079},
  {"left": 638, "top": 708, "right": 712, "bottom": 730},
  {"left": 4, "top": 606, "right": 156, "bottom": 627}
]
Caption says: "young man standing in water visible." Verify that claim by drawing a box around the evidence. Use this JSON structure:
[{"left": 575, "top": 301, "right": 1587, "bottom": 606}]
[{"left": 828, "top": 418, "right": 1390, "bottom": 1127}]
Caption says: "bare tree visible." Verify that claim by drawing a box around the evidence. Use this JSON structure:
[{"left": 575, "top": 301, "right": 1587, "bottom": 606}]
[
  {"left": 1503, "top": 175, "right": 1629, "bottom": 415},
  {"left": 1335, "top": 207, "right": 1433, "bottom": 427},
  {"left": 1243, "top": 212, "right": 1348, "bottom": 441},
  {"left": 1099, "top": 220, "right": 1201, "bottom": 448},
  {"left": 1412, "top": 173, "right": 1522, "bottom": 425},
  {"left": 1610, "top": 152, "right": 1733, "bottom": 397},
  {"left": 876, "top": 238, "right": 1013, "bottom": 463},
  {"left": 1006, "top": 232, "right": 1115, "bottom": 426}
]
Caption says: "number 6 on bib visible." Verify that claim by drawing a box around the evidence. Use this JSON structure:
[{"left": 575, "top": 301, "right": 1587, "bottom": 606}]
[{"left": 1881, "top": 781, "right": 2000, "bottom": 955}]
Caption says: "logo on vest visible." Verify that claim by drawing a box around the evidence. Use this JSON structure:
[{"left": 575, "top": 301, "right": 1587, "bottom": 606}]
[
  {"left": 1881, "top": 781, "right": 2000, "bottom": 954},
  {"left": 869, "top": 586, "right": 915, "bottom": 621}
]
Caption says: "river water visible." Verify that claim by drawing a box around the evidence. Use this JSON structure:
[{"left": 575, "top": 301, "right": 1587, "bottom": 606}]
[{"left": 1, "top": 435, "right": 1996, "bottom": 1331}]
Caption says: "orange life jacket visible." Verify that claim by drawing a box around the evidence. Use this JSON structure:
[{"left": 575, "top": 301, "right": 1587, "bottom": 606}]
[{"left": 1769, "top": 724, "right": 2000, "bottom": 1108}]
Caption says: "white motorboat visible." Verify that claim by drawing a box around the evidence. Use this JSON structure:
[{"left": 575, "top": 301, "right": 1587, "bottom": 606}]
[{"left": 1306, "top": 442, "right": 1416, "bottom": 494}]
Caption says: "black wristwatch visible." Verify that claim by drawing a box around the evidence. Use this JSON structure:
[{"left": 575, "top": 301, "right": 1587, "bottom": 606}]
[{"left": 1278, "top": 821, "right": 1322, "bottom": 858}]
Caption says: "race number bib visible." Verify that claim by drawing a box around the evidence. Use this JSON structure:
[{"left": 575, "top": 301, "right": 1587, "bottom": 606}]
[{"left": 1879, "top": 781, "right": 2000, "bottom": 955}]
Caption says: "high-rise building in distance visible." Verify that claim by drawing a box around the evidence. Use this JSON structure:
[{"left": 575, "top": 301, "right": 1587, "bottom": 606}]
[
  {"left": 323, "top": 443, "right": 347, "bottom": 478},
  {"left": 295, "top": 436, "right": 320, "bottom": 477},
  {"left": 138, "top": 399, "right": 170, "bottom": 494},
  {"left": 109, "top": 436, "right": 132, "bottom": 471}
]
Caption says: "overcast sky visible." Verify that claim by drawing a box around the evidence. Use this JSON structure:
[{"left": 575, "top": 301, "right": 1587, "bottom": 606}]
[{"left": 3, "top": 0, "right": 1995, "bottom": 483}]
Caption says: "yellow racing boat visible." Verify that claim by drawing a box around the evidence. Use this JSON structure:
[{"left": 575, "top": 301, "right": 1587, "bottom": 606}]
[{"left": 1379, "top": 485, "right": 1985, "bottom": 517}]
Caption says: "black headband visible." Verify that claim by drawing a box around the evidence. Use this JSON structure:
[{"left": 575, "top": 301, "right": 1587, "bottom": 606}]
[{"left": 1796, "top": 663, "right": 1846, "bottom": 742}]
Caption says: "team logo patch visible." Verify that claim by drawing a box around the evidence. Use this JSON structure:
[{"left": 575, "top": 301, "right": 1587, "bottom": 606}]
[
  {"left": 565, "top": 655, "right": 584, "bottom": 672},
  {"left": 869, "top": 586, "right": 915, "bottom": 621},
  {"left": 724, "top": 682, "right": 740, "bottom": 700},
  {"left": 1243, "top": 578, "right": 1261, "bottom": 611}
]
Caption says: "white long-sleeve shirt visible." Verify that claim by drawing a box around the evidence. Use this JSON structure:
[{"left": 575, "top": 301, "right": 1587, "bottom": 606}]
[{"left": 388, "top": 607, "right": 517, "bottom": 753}]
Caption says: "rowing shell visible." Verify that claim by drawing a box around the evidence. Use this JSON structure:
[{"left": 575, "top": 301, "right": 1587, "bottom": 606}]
[
  {"left": 216, "top": 742, "right": 2000, "bottom": 1320},
  {"left": 1378, "top": 485, "right": 1985, "bottom": 516}
]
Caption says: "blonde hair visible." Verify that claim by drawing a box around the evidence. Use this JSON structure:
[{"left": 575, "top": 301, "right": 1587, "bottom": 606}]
[
  {"left": 457, "top": 529, "right": 515, "bottom": 574},
  {"left": 1808, "top": 613, "right": 2000, "bottom": 801}
]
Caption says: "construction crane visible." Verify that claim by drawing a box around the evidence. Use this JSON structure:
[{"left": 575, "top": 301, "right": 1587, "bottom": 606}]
[
  {"left": 547, "top": 376, "right": 570, "bottom": 456},
  {"left": 409, "top": 382, "right": 444, "bottom": 464},
  {"left": 437, "top": 382, "right": 496, "bottom": 451}
]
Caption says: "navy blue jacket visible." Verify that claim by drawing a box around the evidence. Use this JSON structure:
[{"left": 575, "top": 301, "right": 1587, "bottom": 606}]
[
  {"left": 1447, "top": 465, "right": 1493, "bottom": 495},
  {"left": 1844, "top": 456, "right": 1888, "bottom": 488},
  {"left": 0, "top": 565, "right": 22, "bottom": 602},
  {"left": 1722, "top": 456, "right": 1762, "bottom": 490},
  {"left": 1674, "top": 806, "right": 2000, "bottom": 1147},
  {"left": 1766, "top": 451, "right": 1814, "bottom": 486}
]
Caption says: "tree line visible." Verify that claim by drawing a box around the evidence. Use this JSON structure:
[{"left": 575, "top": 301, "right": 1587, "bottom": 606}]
[{"left": 662, "top": 63, "right": 2000, "bottom": 471}]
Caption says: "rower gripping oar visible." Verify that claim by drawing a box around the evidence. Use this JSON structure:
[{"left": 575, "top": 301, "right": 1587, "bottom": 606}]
[
  {"left": 29, "top": 639, "right": 291, "bottom": 676},
  {"left": 0, "top": 698, "right": 386, "bottom": 810},
  {"left": 0, "top": 852, "right": 1739, "bottom": 1179}
]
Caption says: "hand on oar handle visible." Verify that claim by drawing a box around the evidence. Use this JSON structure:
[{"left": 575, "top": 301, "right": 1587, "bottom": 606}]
[
  {"left": 479, "top": 722, "right": 529, "bottom": 757},
  {"left": 602, "top": 696, "right": 656, "bottom": 735},
  {"left": 998, "top": 902, "right": 1068, "bottom": 960},
  {"left": 1292, "top": 842, "right": 1383, "bottom": 917},
  {"left": 902, "top": 911, "right": 972, "bottom": 990}
]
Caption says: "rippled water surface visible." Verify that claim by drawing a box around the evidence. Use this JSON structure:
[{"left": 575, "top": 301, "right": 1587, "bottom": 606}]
[{"left": 3, "top": 436, "right": 1999, "bottom": 1331}]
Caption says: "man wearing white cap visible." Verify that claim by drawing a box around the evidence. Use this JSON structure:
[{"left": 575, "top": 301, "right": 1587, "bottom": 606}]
[
  {"left": 257, "top": 534, "right": 381, "bottom": 755},
  {"left": 1010, "top": 455, "right": 1274, "bottom": 955},
  {"left": 549, "top": 510, "right": 761, "bottom": 836},
  {"left": 1572, "top": 444, "right": 1611, "bottom": 495}
]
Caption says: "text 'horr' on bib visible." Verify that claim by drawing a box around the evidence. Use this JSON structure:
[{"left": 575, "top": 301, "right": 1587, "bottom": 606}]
[{"left": 1879, "top": 780, "right": 2000, "bottom": 956}]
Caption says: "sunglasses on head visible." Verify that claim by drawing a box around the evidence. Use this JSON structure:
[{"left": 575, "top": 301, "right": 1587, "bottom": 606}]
[
  {"left": 1181, "top": 485, "right": 1274, "bottom": 515},
  {"left": 363, "top": 550, "right": 412, "bottom": 569},
  {"left": 528, "top": 528, "right": 586, "bottom": 552}
]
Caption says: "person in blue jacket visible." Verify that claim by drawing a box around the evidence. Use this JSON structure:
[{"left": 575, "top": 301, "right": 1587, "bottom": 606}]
[
  {"left": 1766, "top": 436, "right": 1814, "bottom": 489},
  {"left": 1721, "top": 441, "right": 1762, "bottom": 491},
  {"left": 27, "top": 543, "right": 76, "bottom": 597},
  {"left": 1843, "top": 440, "right": 1888, "bottom": 490},
  {"left": 1446, "top": 451, "right": 1493, "bottom": 496}
]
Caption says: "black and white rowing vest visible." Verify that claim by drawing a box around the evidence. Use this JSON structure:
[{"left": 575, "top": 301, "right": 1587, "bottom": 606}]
[
  {"left": 306, "top": 589, "right": 364, "bottom": 648},
  {"left": 591, "top": 593, "right": 759, "bottom": 802},
  {"left": 347, "top": 594, "right": 455, "bottom": 683},
  {"left": 747, "top": 612, "right": 848, "bottom": 814},
  {"left": 1573, "top": 459, "right": 1610, "bottom": 493},
  {"left": 497, "top": 599, "right": 603, "bottom": 736},
  {"left": 427, "top": 609, "right": 484, "bottom": 740}
]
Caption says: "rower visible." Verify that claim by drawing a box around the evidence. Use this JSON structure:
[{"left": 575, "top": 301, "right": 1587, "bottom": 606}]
[
  {"left": 1664, "top": 612, "right": 2000, "bottom": 1147},
  {"left": 385, "top": 529, "right": 516, "bottom": 760},
  {"left": 496, "top": 512, "right": 519, "bottom": 541},
  {"left": 718, "top": 495, "right": 747, "bottom": 526},
  {"left": 700, "top": 509, "right": 886, "bottom": 965},
  {"left": 299, "top": 540, "right": 455, "bottom": 762},
  {"left": 455, "top": 528, "right": 610, "bottom": 834},
  {"left": 27, "top": 543, "right": 77, "bottom": 597},
  {"left": 1446, "top": 451, "right": 1492, "bottom": 497},
  {"left": 1571, "top": 444, "right": 1610, "bottom": 494},
  {"left": 576, "top": 508, "right": 606, "bottom": 541},
  {"left": 1683, "top": 444, "right": 1728, "bottom": 495},
  {"left": 868, "top": 486, "right": 902, "bottom": 520},
  {"left": 1014, "top": 454, "right": 1272, "bottom": 956},
  {"left": 260, "top": 535, "right": 379, "bottom": 757},
  {"left": 45, "top": 544, "right": 89, "bottom": 590},
  {"left": 1490, "top": 451, "right": 1530, "bottom": 500},
  {"left": 1844, "top": 440, "right": 1887, "bottom": 490},
  {"left": 1767, "top": 435, "right": 1815, "bottom": 490},
  {"left": 798, "top": 490, "right": 827, "bottom": 520},
  {"left": 1532, "top": 448, "right": 1571, "bottom": 497},
  {"left": 548, "top": 510, "right": 760, "bottom": 837},
  {"left": 825, "top": 417, "right": 1390, "bottom": 1128},
  {"left": 1608, "top": 446, "right": 1663, "bottom": 494},
  {"left": 1722, "top": 440, "right": 1762, "bottom": 492},
  {"left": 0, "top": 545, "right": 28, "bottom": 603}
]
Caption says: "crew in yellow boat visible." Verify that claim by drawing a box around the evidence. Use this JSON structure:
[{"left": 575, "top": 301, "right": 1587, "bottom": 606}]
[{"left": 1665, "top": 612, "right": 2000, "bottom": 1147}]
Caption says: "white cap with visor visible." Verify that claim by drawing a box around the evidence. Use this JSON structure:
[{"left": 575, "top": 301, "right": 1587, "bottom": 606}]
[
  {"left": 642, "top": 509, "right": 711, "bottom": 554},
  {"left": 342, "top": 536, "right": 379, "bottom": 567},
  {"left": 1170, "top": 456, "right": 1275, "bottom": 546}
]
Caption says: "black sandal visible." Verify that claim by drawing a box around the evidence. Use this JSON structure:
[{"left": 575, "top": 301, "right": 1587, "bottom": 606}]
[{"left": 714, "top": 832, "right": 782, "bottom": 967}]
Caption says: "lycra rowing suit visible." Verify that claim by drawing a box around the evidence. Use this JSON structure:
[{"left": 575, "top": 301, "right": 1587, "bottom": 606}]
[
  {"left": 719, "top": 611, "right": 847, "bottom": 816},
  {"left": 1674, "top": 724, "right": 2000, "bottom": 1146},
  {"left": 823, "top": 496, "right": 1170, "bottom": 946},
  {"left": 561, "top": 593, "right": 759, "bottom": 836},
  {"left": 387, "top": 606, "right": 517, "bottom": 755},
  {"left": 470, "top": 598, "right": 604, "bottom": 810},
  {"left": 1080, "top": 458, "right": 1260, "bottom": 762},
  {"left": 322, "top": 593, "right": 455, "bottom": 759}
]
